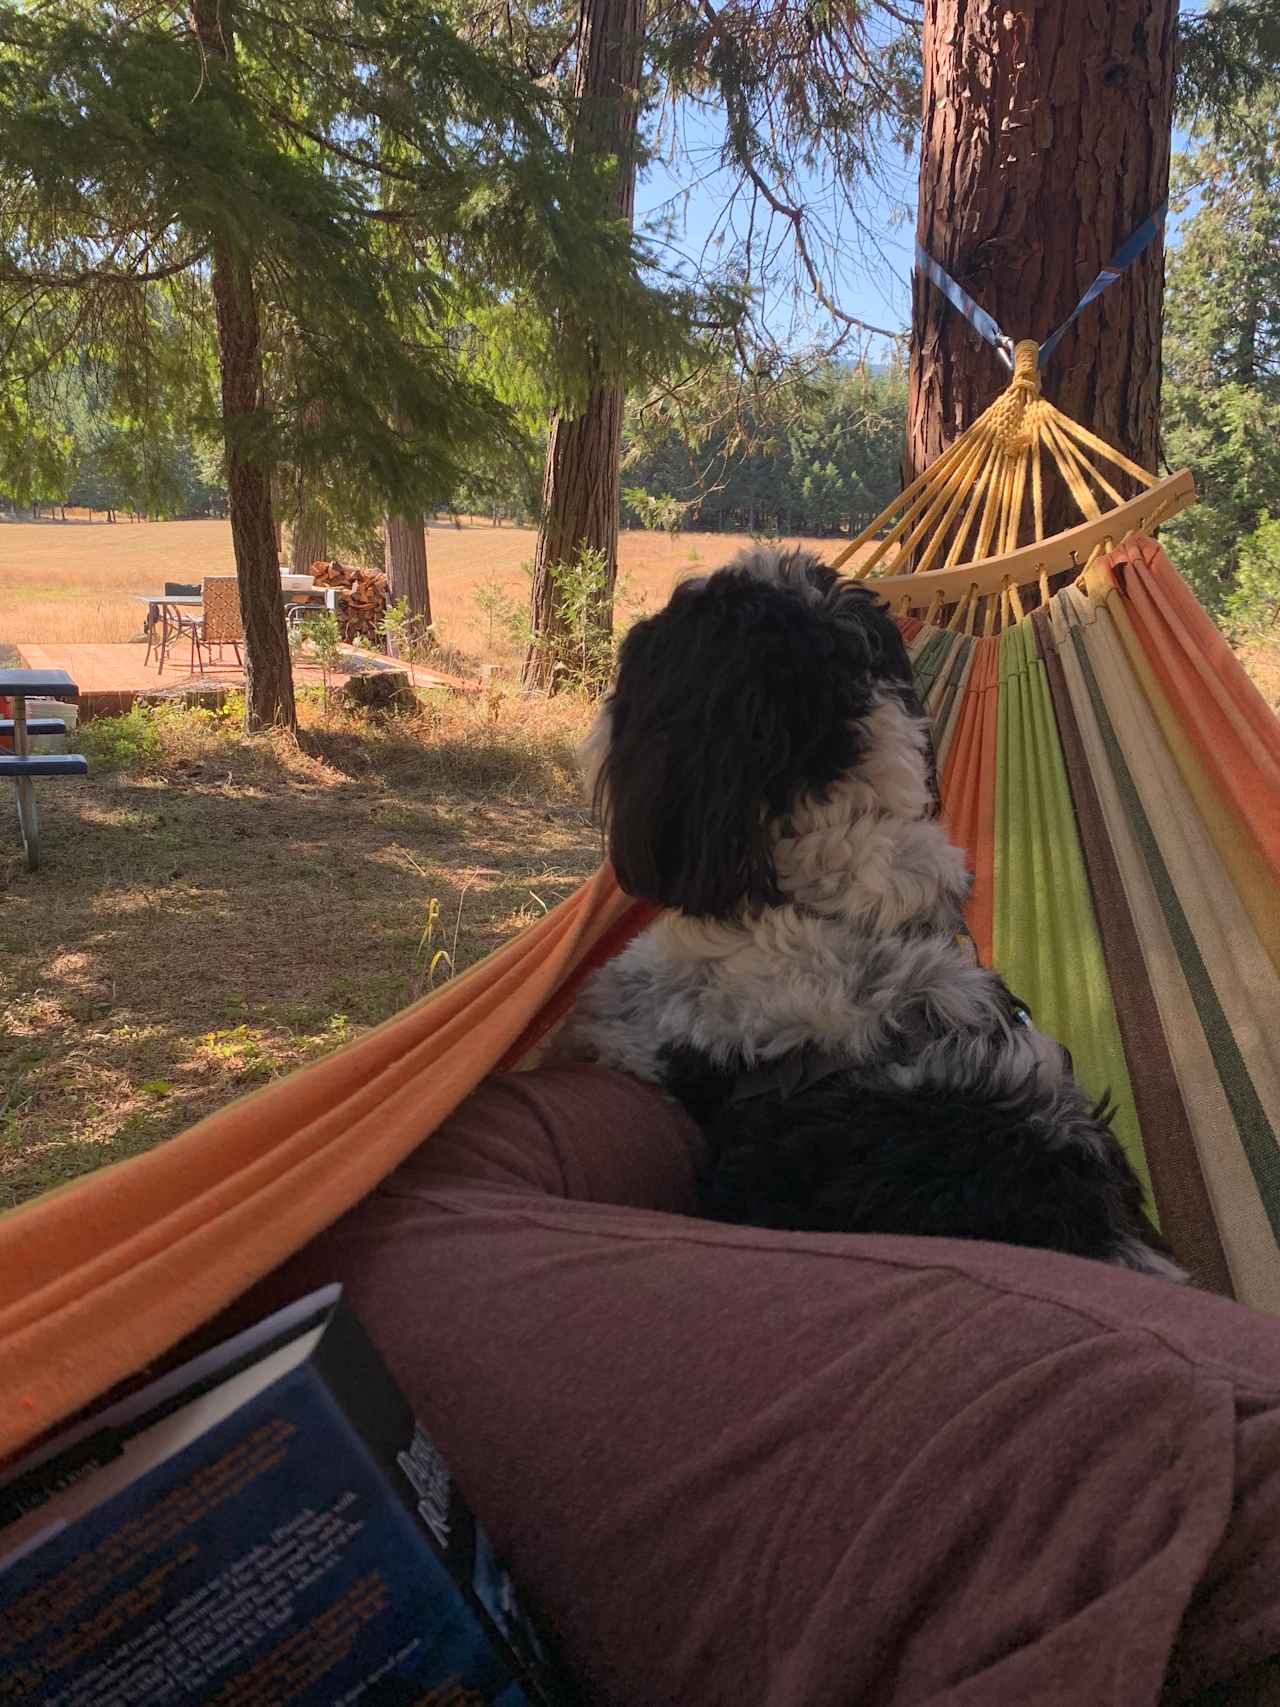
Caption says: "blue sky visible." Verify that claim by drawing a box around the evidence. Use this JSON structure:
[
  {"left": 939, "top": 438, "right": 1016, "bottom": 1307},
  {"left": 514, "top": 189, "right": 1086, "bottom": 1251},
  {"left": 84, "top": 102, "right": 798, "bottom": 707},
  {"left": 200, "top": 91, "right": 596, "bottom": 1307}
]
[
  {"left": 634, "top": 100, "right": 1194, "bottom": 359},
  {"left": 634, "top": 102, "right": 916, "bottom": 355}
]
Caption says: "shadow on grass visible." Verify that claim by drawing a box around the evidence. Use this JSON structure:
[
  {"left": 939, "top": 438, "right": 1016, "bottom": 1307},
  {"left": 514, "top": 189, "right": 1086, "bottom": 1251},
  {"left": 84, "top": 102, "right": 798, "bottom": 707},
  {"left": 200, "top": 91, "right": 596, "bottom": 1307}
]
[
  {"left": 0, "top": 699, "right": 600, "bottom": 1208},
  {"left": 304, "top": 722, "right": 584, "bottom": 799},
  {"left": 75, "top": 694, "right": 590, "bottom": 802}
]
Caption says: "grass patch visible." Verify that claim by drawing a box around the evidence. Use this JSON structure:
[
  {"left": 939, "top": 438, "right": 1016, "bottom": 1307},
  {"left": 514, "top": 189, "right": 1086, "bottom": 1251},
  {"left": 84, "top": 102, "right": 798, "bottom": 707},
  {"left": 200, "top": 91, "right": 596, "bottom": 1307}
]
[
  {"left": 0, "top": 688, "right": 596, "bottom": 1209},
  {"left": 1239, "top": 632, "right": 1280, "bottom": 712}
]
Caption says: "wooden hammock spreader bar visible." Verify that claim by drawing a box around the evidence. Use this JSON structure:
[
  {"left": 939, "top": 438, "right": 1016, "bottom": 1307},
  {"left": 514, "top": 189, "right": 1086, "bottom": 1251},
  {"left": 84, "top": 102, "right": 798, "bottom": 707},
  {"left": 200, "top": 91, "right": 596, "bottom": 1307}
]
[
  {"left": 826, "top": 336, "right": 1196, "bottom": 619},
  {"left": 862, "top": 468, "right": 1196, "bottom": 608}
]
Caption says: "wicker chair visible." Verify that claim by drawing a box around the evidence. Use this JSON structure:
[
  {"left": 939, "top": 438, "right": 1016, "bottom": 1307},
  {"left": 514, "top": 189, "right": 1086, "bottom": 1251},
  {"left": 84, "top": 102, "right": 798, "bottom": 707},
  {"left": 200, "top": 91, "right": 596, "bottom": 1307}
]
[{"left": 189, "top": 576, "right": 244, "bottom": 672}]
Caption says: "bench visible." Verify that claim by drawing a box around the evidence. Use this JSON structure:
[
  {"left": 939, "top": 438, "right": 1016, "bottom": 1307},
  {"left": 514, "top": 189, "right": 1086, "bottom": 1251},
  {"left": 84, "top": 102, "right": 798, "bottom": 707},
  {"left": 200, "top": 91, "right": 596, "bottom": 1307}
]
[
  {"left": 0, "top": 668, "right": 88, "bottom": 871},
  {"left": 0, "top": 719, "right": 70, "bottom": 740},
  {"left": 0, "top": 753, "right": 89, "bottom": 780}
]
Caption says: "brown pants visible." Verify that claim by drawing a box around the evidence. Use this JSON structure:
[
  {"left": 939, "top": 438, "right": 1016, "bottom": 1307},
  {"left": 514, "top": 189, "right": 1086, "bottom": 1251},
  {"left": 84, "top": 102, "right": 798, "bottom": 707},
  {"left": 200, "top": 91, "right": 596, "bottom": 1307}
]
[{"left": 232, "top": 1066, "right": 1280, "bottom": 1706}]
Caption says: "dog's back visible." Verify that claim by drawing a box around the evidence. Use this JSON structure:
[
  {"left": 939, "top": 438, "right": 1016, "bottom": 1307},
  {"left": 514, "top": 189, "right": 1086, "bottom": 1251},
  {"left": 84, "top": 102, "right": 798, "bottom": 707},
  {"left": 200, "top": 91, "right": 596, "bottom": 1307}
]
[{"left": 560, "top": 547, "right": 1183, "bottom": 1282}]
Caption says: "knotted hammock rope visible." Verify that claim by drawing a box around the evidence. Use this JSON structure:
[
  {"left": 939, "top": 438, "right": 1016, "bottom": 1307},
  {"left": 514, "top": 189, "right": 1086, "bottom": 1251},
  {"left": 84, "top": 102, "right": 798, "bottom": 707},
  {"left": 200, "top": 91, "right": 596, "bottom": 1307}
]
[{"left": 830, "top": 339, "right": 1194, "bottom": 635}]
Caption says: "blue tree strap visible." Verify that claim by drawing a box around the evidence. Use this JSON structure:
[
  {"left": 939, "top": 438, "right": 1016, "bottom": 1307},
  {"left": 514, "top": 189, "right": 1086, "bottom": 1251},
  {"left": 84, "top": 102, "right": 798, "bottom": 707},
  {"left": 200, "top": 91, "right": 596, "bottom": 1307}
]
[
  {"left": 916, "top": 202, "right": 1167, "bottom": 372},
  {"left": 914, "top": 241, "right": 1015, "bottom": 370},
  {"left": 1037, "top": 202, "right": 1168, "bottom": 367}
]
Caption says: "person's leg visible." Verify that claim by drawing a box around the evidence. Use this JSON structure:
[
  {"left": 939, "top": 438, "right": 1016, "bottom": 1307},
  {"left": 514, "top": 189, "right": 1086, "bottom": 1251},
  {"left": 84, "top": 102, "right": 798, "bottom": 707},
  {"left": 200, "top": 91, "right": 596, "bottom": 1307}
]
[{"left": 231, "top": 1067, "right": 1280, "bottom": 1707}]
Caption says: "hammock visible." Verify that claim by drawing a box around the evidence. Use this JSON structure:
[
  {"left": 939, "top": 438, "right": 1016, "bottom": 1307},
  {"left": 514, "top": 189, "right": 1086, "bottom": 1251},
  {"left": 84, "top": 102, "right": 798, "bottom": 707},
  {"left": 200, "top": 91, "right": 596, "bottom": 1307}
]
[{"left": 4, "top": 349, "right": 1280, "bottom": 1469}]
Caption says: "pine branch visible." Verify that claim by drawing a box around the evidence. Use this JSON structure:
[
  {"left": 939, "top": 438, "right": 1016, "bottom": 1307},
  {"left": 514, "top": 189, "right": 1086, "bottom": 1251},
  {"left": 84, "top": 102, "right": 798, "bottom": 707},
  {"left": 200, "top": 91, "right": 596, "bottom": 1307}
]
[
  {"left": 702, "top": 0, "right": 902, "bottom": 345},
  {"left": 0, "top": 247, "right": 209, "bottom": 289},
  {"left": 1177, "top": 1, "right": 1280, "bottom": 128}
]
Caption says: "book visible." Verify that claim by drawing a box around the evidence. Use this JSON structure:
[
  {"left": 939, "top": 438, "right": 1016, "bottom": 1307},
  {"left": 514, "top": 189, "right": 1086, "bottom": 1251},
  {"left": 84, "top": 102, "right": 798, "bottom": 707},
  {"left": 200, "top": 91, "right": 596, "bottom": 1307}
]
[{"left": 0, "top": 1286, "right": 574, "bottom": 1706}]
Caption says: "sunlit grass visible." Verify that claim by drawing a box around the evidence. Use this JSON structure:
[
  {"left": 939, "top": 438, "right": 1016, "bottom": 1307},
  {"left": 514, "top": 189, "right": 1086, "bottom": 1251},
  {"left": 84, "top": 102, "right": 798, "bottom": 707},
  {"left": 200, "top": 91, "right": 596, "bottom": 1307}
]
[{"left": 0, "top": 688, "right": 599, "bottom": 1209}]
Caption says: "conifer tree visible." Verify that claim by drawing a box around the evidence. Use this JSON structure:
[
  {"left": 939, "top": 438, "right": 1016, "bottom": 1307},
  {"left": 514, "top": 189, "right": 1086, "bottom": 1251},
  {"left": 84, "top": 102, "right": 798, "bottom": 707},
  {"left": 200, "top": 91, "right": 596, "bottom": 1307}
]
[{"left": 0, "top": 0, "right": 687, "bottom": 725}]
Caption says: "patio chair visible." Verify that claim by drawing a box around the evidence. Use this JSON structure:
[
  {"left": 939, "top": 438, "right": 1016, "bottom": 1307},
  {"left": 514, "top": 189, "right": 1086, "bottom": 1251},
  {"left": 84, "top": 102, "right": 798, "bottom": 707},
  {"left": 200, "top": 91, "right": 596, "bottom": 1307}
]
[
  {"left": 144, "top": 582, "right": 202, "bottom": 670},
  {"left": 189, "top": 576, "right": 244, "bottom": 673}
]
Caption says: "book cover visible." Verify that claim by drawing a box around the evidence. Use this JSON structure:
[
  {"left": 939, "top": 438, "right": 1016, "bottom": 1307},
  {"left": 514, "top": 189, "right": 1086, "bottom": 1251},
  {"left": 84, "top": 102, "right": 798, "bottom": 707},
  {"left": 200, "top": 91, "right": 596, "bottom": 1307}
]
[{"left": 0, "top": 1289, "right": 574, "bottom": 1706}]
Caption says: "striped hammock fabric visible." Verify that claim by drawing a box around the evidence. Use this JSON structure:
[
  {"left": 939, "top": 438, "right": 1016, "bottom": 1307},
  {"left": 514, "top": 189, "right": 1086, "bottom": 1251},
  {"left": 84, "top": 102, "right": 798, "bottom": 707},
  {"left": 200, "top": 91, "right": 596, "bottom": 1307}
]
[
  {"left": 1, "top": 534, "right": 1278, "bottom": 1465},
  {"left": 917, "top": 535, "right": 1280, "bottom": 1310}
]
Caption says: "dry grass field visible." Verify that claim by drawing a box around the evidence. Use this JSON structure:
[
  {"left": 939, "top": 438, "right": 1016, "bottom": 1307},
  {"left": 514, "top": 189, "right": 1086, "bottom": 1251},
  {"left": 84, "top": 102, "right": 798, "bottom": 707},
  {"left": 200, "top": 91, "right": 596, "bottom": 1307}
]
[{"left": 0, "top": 514, "right": 834, "bottom": 668}]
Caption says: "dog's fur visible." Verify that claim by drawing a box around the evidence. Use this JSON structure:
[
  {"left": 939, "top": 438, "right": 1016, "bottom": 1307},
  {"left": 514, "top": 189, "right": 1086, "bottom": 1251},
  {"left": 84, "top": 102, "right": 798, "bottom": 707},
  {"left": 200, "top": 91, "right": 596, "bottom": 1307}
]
[{"left": 556, "top": 546, "right": 1182, "bottom": 1279}]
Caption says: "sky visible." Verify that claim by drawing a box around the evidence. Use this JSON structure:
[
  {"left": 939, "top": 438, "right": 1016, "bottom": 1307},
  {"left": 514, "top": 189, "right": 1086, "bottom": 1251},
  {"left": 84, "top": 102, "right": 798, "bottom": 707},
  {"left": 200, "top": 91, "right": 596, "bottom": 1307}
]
[
  {"left": 633, "top": 101, "right": 917, "bottom": 355},
  {"left": 632, "top": 98, "right": 1194, "bottom": 360}
]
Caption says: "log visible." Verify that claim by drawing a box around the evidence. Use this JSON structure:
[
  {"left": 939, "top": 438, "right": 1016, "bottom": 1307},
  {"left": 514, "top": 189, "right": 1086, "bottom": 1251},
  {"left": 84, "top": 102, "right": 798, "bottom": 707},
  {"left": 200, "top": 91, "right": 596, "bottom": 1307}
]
[{"left": 301, "top": 558, "right": 389, "bottom": 641}]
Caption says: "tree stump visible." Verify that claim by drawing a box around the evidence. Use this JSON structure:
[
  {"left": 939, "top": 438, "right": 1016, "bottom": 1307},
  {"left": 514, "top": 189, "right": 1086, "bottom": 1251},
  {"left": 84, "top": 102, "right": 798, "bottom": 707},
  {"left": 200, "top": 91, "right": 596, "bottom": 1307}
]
[{"left": 339, "top": 668, "right": 414, "bottom": 715}]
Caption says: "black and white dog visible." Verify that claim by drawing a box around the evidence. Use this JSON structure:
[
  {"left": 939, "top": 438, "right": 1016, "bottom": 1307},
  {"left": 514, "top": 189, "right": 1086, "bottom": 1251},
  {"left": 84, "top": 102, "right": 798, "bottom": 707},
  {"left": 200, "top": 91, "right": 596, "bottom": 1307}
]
[{"left": 557, "top": 546, "right": 1183, "bottom": 1279}]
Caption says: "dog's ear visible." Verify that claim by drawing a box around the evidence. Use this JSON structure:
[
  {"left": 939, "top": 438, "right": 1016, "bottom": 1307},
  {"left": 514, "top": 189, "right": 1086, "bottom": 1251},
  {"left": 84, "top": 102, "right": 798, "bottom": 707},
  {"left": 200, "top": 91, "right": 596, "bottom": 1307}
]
[{"left": 596, "top": 555, "right": 897, "bottom": 918}]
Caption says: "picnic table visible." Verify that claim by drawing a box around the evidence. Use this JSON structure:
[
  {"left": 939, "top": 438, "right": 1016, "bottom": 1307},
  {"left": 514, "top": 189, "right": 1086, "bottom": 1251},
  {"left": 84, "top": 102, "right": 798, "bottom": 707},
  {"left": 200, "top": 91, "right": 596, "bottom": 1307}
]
[{"left": 0, "top": 667, "right": 87, "bottom": 871}]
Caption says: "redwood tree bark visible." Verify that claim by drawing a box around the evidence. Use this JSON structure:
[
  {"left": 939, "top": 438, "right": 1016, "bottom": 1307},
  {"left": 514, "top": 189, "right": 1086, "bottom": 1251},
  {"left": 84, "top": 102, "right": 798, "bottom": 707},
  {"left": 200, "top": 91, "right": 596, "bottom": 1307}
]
[
  {"left": 523, "top": 0, "right": 646, "bottom": 690},
  {"left": 909, "top": 0, "right": 1176, "bottom": 536},
  {"left": 192, "top": 0, "right": 295, "bottom": 732},
  {"left": 383, "top": 511, "right": 431, "bottom": 627}
]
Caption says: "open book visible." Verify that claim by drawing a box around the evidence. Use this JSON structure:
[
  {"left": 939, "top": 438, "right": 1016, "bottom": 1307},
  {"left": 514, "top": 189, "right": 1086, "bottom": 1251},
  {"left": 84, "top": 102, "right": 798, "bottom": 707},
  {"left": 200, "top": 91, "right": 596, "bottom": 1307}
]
[{"left": 0, "top": 1287, "right": 574, "bottom": 1705}]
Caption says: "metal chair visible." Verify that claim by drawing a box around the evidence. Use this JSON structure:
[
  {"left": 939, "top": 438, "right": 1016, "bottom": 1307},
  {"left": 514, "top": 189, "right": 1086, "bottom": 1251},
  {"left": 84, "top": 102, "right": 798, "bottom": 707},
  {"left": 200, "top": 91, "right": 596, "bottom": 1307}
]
[{"left": 145, "top": 583, "right": 201, "bottom": 670}]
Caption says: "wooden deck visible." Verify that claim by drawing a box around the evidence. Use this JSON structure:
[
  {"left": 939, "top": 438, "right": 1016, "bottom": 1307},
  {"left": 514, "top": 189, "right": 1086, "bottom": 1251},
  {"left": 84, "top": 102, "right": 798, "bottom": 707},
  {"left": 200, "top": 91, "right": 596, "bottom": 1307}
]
[{"left": 15, "top": 643, "right": 478, "bottom": 719}]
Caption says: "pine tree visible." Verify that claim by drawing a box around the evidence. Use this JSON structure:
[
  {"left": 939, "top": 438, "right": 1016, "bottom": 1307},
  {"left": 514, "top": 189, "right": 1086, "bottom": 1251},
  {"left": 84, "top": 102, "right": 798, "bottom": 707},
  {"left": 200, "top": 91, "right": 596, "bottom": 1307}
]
[
  {"left": 908, "top": 0, "right": 1176, "bottom": 533},
  {"left": 1161, "top": 85, "right": 1280, "bottom": 623},
  {"left": 523, "top": 0, "right": 649, "bottom": 691},
  {"left": 0, "top": 0, "right": 686, "bottom": 725},
  {"left": 907, "top": 0, "right": 1280, "bottom": 548},
  {"left": 518, "top": 0, "right": 921, "bottom": 688},
  {"left": 383, "top": 511, "right": 432, "bottom": 628}
]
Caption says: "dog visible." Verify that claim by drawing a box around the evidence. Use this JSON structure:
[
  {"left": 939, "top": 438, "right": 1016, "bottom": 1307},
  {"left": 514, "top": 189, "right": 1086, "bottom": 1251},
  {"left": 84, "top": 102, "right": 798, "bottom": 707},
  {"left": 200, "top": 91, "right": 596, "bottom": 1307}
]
[{"left": 555, "top": 545, "right": 1183, "bottom": 1280}]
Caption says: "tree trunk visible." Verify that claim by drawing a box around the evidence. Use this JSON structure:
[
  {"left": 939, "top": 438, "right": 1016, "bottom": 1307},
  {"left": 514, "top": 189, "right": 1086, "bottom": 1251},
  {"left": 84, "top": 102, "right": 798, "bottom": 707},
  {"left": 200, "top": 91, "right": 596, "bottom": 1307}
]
[
  {"left": 289, "top": 506, "right": 327, "bottom": 575},
  {"left": 909, "top": 0, "right": 1175, "bottom": 539},
  {"left": 193, "top": 0, "right": 294, "bottom": 732},
  {"left": 523, "top": 0, "right": 646, "bottom": 690},
  {"left": 383, "top": 511, "right": 431, "bottom": 634},
  {"left": 525, "top": 393, "right": 626, "bottom": 686}
]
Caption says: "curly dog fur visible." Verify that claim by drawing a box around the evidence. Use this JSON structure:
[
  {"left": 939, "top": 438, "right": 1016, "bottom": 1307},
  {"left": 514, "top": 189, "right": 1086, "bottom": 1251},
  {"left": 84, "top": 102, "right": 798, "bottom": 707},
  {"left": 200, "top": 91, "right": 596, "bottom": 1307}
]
[{"left": 556, "top": 546, "right": 1182, "bottom": 1280}]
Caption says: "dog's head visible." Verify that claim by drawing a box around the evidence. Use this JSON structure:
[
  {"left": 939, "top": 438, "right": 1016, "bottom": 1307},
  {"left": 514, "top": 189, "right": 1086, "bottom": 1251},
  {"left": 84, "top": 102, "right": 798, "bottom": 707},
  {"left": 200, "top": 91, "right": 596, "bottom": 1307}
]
[{"left": 586, "top": 545, "right": 931, "bottom": 919}]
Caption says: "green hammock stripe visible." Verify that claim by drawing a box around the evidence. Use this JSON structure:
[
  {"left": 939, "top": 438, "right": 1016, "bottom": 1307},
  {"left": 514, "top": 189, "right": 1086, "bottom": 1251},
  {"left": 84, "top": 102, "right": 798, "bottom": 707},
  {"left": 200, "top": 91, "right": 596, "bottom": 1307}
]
[
  {"left": 931, "top": 631, "right": 973, "bottom": 741},
  {"left": 1035, "top": 610, "right": 1231, "bottom": 1290},
  {"left": 911, "top": 628, "right": 955, "bottom": 703},
  {"left": 1069, "top": 624, "right": 1280, "bottom": 1245},
  {"left": 992, "top": 622, "right": 1148, "bottom": 1195}
]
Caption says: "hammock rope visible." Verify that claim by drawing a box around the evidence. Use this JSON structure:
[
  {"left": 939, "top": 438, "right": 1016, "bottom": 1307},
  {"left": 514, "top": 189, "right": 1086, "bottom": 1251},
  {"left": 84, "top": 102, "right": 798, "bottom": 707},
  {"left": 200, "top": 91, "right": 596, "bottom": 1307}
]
[
  {"left": 914, "top": 202, "right": 1167, "bottom": 372},
  {"left": 854, "top": 210, "right": 1188, "bottom": 625},
  {"left": 829, "top": 339, "right": 1192, "bottom": 622}
]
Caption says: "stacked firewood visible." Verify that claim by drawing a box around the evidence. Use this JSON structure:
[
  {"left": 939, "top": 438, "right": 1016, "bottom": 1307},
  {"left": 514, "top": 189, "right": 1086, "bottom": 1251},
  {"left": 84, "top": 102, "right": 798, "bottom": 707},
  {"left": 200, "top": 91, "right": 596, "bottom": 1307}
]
[{"left": 308, "top": 561, "right": 389, "bottom": 643}]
